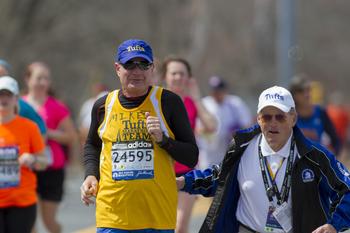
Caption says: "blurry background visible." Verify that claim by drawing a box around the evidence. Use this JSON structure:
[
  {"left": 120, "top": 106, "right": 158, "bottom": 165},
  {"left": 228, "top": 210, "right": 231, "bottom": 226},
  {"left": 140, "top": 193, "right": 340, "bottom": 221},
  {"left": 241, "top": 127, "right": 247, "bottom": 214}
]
[
  {"left": 1, "top": 0, "right": 349, "bottom": 116},
  {"left": 1, "top": 1, "right": 350, "bottom": 232}
]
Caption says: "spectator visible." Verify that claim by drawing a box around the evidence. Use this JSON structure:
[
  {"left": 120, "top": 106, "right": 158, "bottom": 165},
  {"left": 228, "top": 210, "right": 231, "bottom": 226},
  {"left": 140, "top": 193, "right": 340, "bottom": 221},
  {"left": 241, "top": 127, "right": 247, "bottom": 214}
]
[
  {"left": 197, "top": 76, "right": 252, "bottom": 169},
  {"left": 79, "top": 82, "right": 108, "bottom": 147}
]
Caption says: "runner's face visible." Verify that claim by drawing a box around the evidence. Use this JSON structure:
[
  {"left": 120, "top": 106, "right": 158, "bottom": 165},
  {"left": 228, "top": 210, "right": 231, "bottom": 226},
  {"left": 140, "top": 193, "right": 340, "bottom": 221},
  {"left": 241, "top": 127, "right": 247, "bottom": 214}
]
[
  {"left": 26, "top": 65, "right": 51, "bottom": 94},
  {"left": 257, "top": 106, "right": 296, "bottom": 151},
  {"left": 293, "top": 84, "right": 311, "bottom": 106},
  {"left": 212, "top": 89, "right": 226, "bottom": 103},
  {"left": 115, "top": 58, "right": 154, "bottom": 97},
  {"left": 0, "top": 90, "right": 17, "bottom": 115},
  {"left": 164, "top": 61, "right": 190, "bottom": 95},
  {"left": 0, "top": 65, "right": 8, "bottom": 76}
]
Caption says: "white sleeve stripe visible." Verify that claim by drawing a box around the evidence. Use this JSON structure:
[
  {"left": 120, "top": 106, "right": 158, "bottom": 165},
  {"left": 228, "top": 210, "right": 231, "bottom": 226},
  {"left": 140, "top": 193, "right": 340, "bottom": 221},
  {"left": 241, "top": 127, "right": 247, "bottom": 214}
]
[
  {"left": 150, "top": 87, "right": 169, "bottom": 137},
  {"left": 99, "top": 91, "right": 117, "bottom": 138}
]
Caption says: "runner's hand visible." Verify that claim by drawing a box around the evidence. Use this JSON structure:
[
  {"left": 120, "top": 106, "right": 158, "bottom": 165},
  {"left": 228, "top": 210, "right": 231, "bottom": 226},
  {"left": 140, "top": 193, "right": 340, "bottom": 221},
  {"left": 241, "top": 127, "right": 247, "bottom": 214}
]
[
  {"left": 176, "top": 176, "right": 185, "bottom": 190},
  {"left": 145, "top": 112, "right": 163, "bottom": 142},
  {"left": 312, "top": 223, "right": 337, "bottom": 233},
  {"left": 18, "top": 153, "right": 36, "bottom": 168},
  {"left": 186, "top": 78, "right": 201, "bottom": 101},
  {"left": 80, "top": 175, "right": 98, "bottom": 206}
]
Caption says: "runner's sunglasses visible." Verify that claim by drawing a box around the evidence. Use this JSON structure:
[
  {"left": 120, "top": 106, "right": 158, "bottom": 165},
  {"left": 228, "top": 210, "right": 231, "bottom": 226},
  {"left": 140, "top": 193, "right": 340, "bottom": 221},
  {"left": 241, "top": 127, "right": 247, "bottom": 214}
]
[
  {"left": 260, "top": 114, "right": 287, "bottom": 123},
  {"left": 121, "top": 61, "right": 153, "bottom": 71}
]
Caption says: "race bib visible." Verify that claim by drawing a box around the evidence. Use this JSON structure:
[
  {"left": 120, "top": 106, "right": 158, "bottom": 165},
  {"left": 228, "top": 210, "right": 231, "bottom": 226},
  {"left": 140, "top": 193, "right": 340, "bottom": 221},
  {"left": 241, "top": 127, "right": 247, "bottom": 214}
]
[
  {"left": 0, "top": 146, "right": 20, "bottom": 189},
  {"left": 111, "top": 141, "right": 154, "bottom": 180}
]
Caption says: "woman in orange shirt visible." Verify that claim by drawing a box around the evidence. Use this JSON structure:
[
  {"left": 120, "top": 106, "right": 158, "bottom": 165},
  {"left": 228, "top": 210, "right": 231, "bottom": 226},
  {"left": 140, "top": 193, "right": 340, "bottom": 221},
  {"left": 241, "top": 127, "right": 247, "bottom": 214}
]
[{"left": 0, "top": 76, "right": 47, "bottom": 233}]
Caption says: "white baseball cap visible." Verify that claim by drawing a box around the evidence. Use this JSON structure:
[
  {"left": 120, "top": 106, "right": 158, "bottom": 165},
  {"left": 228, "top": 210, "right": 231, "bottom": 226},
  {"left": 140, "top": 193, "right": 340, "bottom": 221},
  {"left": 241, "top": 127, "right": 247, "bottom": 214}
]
[
  {"left": 257, "top": 86, "right": 295, "bottom": 113},
  {"left": 0, "top": 76, "right": 19, "bottom": 95}
]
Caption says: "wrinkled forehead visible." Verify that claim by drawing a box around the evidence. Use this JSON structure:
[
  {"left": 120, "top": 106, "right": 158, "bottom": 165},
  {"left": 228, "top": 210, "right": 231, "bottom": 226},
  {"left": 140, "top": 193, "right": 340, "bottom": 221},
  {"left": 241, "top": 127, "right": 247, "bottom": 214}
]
[{"left": 259, "top": 106, "right": 286, "bottom": 115}]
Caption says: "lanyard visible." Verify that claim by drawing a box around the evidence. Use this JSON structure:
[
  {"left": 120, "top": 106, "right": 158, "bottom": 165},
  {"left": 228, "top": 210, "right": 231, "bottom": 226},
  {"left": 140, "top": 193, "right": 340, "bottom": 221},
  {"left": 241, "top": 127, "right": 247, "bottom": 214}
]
[
  {"left": 266, "top": 157, "right": 284, "bottom": 180},
  {"left": 258, "top": 135, "right": 295, "bottom": 205}
]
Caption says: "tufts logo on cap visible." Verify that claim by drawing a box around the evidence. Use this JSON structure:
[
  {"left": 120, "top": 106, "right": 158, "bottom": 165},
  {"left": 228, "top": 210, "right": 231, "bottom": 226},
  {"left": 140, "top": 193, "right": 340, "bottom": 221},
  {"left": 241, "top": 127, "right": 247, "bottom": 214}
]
[
  {"left": 302, "top": 169, "right": 314, "bottom": 183},
  {"left": 265, "top": 93, "right": 284, "bottom": 101},
  {"left": 127, "top": 45, "right": 145, "bottom": 52}
]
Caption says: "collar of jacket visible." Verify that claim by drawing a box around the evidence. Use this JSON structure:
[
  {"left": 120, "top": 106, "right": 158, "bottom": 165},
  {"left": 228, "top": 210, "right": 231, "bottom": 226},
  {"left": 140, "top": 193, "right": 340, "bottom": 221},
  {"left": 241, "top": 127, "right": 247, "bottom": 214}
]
[{"left": 233, "top": 124, "right": 314, "bottom": 157}]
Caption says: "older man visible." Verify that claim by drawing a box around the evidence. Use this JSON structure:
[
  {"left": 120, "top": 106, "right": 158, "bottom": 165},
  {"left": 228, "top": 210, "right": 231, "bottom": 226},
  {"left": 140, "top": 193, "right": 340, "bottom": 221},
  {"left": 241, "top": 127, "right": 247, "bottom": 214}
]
[
  {"left": 80, "top": 39, "right": 198, "bottom": 233},
  {"left": 177, "top": 86, "right": 350, "bottom": 233}
]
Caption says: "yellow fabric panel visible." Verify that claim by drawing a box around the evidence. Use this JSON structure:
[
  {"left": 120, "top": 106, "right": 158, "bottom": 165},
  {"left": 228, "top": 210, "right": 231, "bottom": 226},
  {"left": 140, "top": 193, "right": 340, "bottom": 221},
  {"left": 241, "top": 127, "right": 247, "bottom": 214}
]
[{"left": 96, "top": 86, "right": 177, "bottom": 230}]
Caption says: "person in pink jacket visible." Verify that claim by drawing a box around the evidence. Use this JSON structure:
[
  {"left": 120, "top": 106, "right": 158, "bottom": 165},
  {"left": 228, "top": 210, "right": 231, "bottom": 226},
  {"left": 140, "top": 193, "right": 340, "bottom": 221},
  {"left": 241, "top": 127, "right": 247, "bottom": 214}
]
[
  {"left": 161, "top": 57, "right": 216, "bottom": 233},
  {"left": 23, "top": 62, "right": 77, "bottom": 233}
]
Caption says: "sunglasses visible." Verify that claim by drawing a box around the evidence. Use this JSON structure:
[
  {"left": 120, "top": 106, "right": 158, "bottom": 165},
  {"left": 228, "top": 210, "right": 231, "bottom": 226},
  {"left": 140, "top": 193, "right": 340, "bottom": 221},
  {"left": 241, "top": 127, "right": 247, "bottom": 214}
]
[
  {"left": 260, "top": 114, "right": 287, "bottom": 123},
  {"left": 121, "top": 61, "right": 153, "bottom": 71},
  {"left": 294, "top": 85, "right": 311, "bottom": 93}
]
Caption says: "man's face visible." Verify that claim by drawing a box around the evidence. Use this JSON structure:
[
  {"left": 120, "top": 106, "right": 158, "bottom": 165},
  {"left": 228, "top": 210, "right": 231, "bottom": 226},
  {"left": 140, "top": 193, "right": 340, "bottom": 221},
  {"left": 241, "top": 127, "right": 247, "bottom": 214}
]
[
  {"left": 293, "top": 83, "right": 312, "bottom": 106},
  {"left": 212, "top": 89, "right": 226, "bottom": 103},
  {"left": 257, "top": 106, "right": 297, "bottom": 151},
  {"left": 115, "top": 57, "right": 154, "bottom": 97}
]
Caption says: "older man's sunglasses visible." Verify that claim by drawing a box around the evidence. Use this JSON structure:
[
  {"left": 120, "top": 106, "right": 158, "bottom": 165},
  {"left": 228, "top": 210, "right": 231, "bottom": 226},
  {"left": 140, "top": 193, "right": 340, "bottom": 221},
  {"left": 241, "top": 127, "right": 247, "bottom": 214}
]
[
  {"left": 260, "top": 114, "right": 287, "bottom": 123},
  {"left": 122, "top": 61, "right": 153, "bottom": 71}
]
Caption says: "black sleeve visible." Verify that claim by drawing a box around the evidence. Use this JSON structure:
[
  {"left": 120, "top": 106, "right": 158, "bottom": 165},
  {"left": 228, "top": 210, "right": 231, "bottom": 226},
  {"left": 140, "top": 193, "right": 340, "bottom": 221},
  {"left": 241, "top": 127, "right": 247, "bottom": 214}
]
[
  {"left": 321, "top": 108, "right": 342, "bottom": 155},
  {"left": 160, "top": 89, "right": 199, "bottom": 168},
  {"left": 83, "top": 95, "right": 107, "bottom": 179}
]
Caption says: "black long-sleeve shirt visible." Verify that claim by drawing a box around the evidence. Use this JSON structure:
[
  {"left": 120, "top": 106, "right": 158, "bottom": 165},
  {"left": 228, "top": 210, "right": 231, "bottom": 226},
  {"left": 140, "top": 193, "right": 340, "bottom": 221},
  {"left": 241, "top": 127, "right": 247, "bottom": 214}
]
[{"left": 83, "top": 87, "right": 199, "bottom": 179}]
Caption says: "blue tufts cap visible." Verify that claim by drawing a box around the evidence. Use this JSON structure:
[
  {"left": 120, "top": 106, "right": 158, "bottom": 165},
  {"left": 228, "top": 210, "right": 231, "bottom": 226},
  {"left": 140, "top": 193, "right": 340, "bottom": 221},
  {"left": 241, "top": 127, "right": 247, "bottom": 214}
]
[{"left": 116, "top": 39, "right": 153, "bottom": 64}]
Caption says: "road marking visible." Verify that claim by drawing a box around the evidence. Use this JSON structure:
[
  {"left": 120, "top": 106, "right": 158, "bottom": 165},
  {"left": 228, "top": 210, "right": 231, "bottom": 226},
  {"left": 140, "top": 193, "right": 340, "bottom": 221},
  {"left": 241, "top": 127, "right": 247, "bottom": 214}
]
[{"left": 191, "top": 196, "right": 212, "bottom": 216}]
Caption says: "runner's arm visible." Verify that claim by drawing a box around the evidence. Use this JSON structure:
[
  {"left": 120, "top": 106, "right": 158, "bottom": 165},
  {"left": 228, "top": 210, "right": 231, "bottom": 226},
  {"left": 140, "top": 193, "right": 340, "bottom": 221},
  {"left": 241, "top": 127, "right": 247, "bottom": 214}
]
[
  {"left": 180, "top": 165, "right": 220, "bottom": 197},
  {"left": 161, "top": 90, "right": 199, "bottom": 168},
  {"left": 83, "top": 95, "right": 107, "bottom": 180},
  {"left": 321, "top": 108, "right": 341, "bottom": 155}
]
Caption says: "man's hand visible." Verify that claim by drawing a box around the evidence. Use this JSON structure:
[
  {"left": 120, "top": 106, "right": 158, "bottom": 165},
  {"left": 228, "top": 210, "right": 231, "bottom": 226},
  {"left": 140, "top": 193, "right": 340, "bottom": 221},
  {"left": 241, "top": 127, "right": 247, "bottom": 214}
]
[
  {"left": 80, "top": 175, "right": 98, "bottom": 206},
  {"left": 18, "top": 153, "right": 36, "bottom": 168},
  {"left": 176, "top": 176, "right": 185, "bottom": 190},
  {"left": 146, "top": 112, "right": 163, "bottom": 142},
  {"left": 186, "top": 78, "right": 201, "bottom": 101},
  {"left": 312, "top": 223, "right": 337, "bottom": 233}
]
